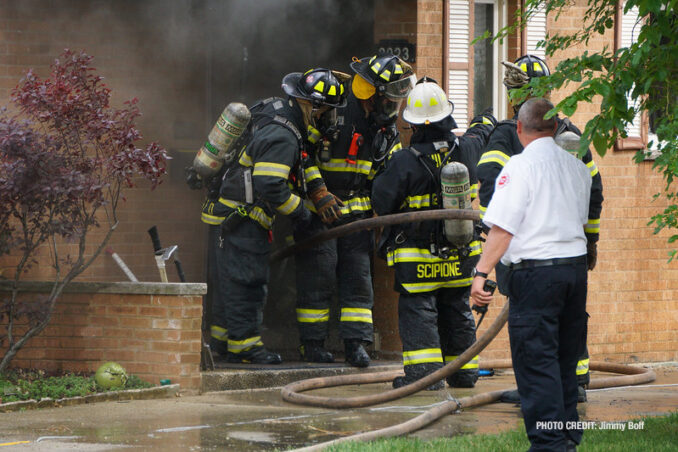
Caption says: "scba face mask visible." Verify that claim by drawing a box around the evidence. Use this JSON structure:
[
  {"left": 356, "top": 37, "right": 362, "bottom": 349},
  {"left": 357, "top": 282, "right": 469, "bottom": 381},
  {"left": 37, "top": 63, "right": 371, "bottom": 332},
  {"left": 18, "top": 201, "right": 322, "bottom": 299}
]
[
  {"left": 308, "top": 107, "right": 339, "bottom": 144},
  {"left": 370, "top": 95, "right": 404, "bottom": 127}
]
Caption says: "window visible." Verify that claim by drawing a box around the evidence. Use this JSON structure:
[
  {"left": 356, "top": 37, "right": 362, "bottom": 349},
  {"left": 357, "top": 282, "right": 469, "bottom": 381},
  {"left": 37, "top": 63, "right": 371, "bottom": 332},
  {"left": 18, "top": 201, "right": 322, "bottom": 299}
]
[
  {"left": 614, "top": 3, "right": 647, "bottom": 152},
  {"left": 447, "top": 0, "right": 508, "bottom": 128}
]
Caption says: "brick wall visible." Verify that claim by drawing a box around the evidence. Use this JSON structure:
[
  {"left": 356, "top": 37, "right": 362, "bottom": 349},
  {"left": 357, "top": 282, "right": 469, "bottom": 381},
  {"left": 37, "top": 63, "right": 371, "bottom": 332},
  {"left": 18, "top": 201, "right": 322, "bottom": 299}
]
[{"left": 0, "top": 282, "right": 205, "bottom": 389}]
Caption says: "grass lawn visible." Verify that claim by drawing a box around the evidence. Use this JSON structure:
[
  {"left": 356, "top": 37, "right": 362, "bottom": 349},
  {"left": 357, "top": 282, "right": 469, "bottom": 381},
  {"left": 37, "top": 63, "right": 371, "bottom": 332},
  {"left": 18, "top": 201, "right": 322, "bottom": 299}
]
[
  {"left": 325, "top": 411, "right": 678, "bottom": 451},
  {"left": 0, "top": 369, "right": 153, "bottom": 403}
]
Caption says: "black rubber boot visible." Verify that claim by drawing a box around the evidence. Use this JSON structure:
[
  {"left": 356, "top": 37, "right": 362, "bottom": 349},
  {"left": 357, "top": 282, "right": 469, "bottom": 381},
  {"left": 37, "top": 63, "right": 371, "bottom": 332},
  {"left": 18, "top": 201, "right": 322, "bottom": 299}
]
[
  {"left": 209, "top": 338, "right": 229, "bottom": 356},
  {"left": 499, "top": 389, "right": 521, "bottom": 404},
  {"left": 226, "top": 346, "right": 282, "bottom": 364},
  {"left": 344, "top": 339, "right": 370, "bottom": 368},
  {"left": 446, "top": 369, "right": 478, "bottom": 388},
  {"left": 392, "top": 375, "right": 445, "bottom": 391},
  {"left": 299, "top": 340, "right": 334, "bottom": 363}
]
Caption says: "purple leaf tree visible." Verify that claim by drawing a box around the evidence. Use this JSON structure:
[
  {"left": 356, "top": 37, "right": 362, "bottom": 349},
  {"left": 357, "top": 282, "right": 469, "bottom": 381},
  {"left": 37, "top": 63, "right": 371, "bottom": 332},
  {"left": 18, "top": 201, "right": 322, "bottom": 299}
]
[{"left": 0, "top": 49, "right": 168, "bottom": 372}]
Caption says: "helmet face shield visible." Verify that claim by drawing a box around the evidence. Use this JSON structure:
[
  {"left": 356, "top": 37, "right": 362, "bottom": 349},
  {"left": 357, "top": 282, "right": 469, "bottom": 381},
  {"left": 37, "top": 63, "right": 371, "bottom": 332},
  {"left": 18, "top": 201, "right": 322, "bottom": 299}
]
[{"left": 383, "top": 75, "right": 416, "bottom": 100}]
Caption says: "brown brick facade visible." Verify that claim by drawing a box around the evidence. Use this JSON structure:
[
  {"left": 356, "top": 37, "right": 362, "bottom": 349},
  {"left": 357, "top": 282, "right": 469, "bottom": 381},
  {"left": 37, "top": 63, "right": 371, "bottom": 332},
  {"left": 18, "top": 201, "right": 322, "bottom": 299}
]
[{"left": 0, "top": 282, "right": 205, "bottom": 389}]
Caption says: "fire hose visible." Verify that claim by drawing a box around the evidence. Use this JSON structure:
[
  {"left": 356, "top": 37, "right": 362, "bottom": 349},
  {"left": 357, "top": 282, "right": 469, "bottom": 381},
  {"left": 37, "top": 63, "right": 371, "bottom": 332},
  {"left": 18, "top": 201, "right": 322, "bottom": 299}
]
[{"left": 273, "top": 209, "right": 657, "bottom": 450}]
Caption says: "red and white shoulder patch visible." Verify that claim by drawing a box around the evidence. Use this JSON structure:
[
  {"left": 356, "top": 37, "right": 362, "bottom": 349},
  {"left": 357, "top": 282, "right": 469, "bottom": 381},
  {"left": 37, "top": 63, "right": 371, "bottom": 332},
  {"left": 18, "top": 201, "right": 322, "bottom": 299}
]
[{"left": 497, "top": 173, "right": 510, "bottom": 189}]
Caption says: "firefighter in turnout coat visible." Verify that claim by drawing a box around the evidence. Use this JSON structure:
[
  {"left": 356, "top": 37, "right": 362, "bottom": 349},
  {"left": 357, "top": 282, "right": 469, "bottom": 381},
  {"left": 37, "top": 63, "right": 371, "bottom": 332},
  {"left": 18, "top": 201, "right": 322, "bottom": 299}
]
[
  {"left": 477, "top": 55, "right": 603, "bottom": 401},
  {"left": 294, "top": 55, "right": 415, "bottom": 367},
  {"left": 372, "top": 77, "right": 495, "bottom": 388},
  {"left": 215, "top": 68, "right": 350, "bottom": 364}
]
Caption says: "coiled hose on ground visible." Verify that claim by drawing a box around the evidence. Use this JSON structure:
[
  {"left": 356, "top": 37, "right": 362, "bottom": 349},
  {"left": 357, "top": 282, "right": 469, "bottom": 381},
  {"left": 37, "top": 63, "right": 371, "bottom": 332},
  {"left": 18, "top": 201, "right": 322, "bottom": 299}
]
[{"left": 274, "top": 210, "right": 657, "bottom": 451}]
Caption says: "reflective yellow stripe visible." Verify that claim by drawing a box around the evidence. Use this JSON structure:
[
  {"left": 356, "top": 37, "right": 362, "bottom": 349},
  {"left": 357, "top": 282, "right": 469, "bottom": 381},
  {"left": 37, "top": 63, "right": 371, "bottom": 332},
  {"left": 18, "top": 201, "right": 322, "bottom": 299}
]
[
  {"left": 304, "top": 166, "right": 322, "bottom": 182},
  {"left": 340, "top": 307, "right": 373, "bottom": 324},
  {"left": 239, "top": 152, "right": 253, "bottom": 167},
  {"left": 277, "top": 193, "right": 301, "bottom": 215},
  {"left": 339, "top": 196, "right": 372, "bottom": 215},
  {"left": 228, "top": 336, "right": 264, "bottom": 353},
  {"left": 403, "top": 348, "right": 443, "bottom": 366},
  {"left": 444, "top": 354, "right": 479, "bottom": 369},
  {"left": 478, "top": 204, "right": 486, "bottom": 219},
  {"left": 319, "top": 158, "right": 372, "bottom": 175},
  {"left": 478, "top": 150, "right": 510, "bottom": 167},
  {"left": 218, "top": 198, "right": 274, "bottom": 230},
  {"left": 201, "top": 212, "right": 225, "bottom": 225},
  {"left": 401, "top": 278, "right": 473, "bottom": 293},
  {"left": 576, "top": 358, "right": 590, "bottom": 375},
  {"left": 386, "top": 242, "right": 482, "bottom": 265},
  {"left": 585, "top": 218, "right": 600, "bottom": 234},
  {"left": 404, "top": 194, "right": 433, "bottom": 209},
  {"left": 296, "top": 308, "right": 330, "bottom": 323},
  {"left": 210, "top": 325, "right": 228, "bottom": 341},
  {"left": 470, "top": 183, "right": 478, "bottom": 199},
  {"left": 253, "top": 161, "right": 291, "bottom": 178},
  {"left": 586, "top": 160, "right": 599, "bottom": 177}
]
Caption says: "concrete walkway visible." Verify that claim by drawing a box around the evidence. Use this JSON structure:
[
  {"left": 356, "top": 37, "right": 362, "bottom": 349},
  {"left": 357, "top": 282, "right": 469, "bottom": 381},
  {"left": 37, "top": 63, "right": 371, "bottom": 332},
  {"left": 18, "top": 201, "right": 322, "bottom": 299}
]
[{"left": 0, "top": 363, "right": 676, "bottom": 451}]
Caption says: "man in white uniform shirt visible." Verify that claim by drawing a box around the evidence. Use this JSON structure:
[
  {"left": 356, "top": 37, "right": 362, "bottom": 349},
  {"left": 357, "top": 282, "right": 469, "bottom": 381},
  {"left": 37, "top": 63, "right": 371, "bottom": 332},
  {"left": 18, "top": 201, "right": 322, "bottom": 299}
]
[{"left": 470, "top": 98, "right": 591, "bottom": 452}]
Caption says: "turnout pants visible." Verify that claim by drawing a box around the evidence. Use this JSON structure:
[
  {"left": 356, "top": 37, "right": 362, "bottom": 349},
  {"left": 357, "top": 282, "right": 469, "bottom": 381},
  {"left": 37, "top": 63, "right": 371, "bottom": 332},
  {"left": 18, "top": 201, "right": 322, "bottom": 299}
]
[
  {"left": 217, "top": 219, "right": 271, "bottom": 357},
  {"left": 295, "top": 215, "right": 374, "bottom": 342},
  {"left": 398, "top": 286, "right": 478, "bottom": 383},
  {"left": 208, "top": 225, "right": 229, "bottom": 348},
  {"left": 508, "top": 260, "right": 588, "bottom": 451}
]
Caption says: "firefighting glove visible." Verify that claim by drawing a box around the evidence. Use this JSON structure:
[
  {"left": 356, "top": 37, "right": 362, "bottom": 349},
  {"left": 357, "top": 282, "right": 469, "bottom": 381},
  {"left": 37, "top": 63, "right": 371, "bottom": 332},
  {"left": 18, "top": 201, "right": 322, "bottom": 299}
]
[
  {"left": 470, "top": 107, "right": 497, "bottom": 128},
  {"left": 309, "top": 185, "right": 344, "bottom": 224},
  {"left": 184, "top": 166, "right": 203, "bottom": 190},
  {"left": 586, "top": 241, "right": 597, "bottom": 271}
]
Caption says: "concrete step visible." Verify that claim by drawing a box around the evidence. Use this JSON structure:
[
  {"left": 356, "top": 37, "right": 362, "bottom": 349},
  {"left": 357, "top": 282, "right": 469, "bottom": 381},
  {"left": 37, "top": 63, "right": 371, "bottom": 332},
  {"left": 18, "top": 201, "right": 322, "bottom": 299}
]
[{"left": 201, "top": 359, "right": 402, "bottom": 392}]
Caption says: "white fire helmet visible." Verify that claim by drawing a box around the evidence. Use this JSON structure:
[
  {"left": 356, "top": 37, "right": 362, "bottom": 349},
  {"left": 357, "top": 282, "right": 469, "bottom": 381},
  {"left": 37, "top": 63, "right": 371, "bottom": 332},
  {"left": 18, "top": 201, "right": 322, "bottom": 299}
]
[{"left": 402, "top": 77, "right": 454, "bottom": 125}]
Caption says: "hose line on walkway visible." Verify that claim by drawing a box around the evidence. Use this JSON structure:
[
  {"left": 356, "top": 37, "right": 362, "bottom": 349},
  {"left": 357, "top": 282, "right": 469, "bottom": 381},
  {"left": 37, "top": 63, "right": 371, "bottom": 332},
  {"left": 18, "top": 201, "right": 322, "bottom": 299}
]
[{"left": 276, "top": 210, "right": 657, "bottom": 450}]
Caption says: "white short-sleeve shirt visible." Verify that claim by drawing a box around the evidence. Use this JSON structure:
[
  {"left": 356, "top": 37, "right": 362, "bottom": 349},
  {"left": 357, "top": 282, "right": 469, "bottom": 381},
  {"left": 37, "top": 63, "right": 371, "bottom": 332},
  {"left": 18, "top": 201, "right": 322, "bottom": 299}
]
[{"left": 482, "top": 136, "right": 592, "bottom": 265}]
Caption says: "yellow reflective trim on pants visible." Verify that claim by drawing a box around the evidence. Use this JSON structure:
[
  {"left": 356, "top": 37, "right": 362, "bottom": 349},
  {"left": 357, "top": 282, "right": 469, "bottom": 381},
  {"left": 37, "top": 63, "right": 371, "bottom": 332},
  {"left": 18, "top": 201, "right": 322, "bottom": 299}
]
[
  {"left": 210, "top": 325, "right": 228, "bottom": 341},
  {"left": 340, "top": 307, "right": 373, "bottom": 324},
  {"left": 253, "top": 161, "right": 291, "bottom": 178},
  {"left": 276, "top": 193, "right": 301, "bottom": 215},
  {"left": 585, "top": 218, "right": 600, "bottom": 234},
  {"left": 586, "top": 160, "right": 599, "bottom": 177},
  {"left": 444, "top": 354, "right": 479, "bottom": 369},
  {"left": 576, "top": 358, "right": 590, "bottom": 375},
  {"left": 228, "top": 336, "right": 264, "bottom": 353},
  {"left": 296, "top": 308, "right": 330, "bottom": 323},
  {"left": 403, "top": 348, "right": 443, "bottom": 366},
  {"left": 201, "top": 212, "right": 225, "bottom": 225},
  {"left": 478, "top": 150, "right": 510, "bottom": 167}
]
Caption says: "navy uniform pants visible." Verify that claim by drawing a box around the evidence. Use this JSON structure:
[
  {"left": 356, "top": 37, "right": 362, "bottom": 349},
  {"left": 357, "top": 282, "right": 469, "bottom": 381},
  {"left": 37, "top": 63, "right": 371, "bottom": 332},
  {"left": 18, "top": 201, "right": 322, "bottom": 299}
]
[
  {"left": 295, "top": 215, "right": 374, "bottom": 343},
  {"left": 398, "top": 286, "right": 478, "bottom": 384},
  {"left": 217, "top": 219, "right": 271, "bottom": 356},
  {"left": 507, "top": 260, "right": 588, "bottom": 451},
  {"left": 497, "top": 262, "right": 591, "bottom": 387}
]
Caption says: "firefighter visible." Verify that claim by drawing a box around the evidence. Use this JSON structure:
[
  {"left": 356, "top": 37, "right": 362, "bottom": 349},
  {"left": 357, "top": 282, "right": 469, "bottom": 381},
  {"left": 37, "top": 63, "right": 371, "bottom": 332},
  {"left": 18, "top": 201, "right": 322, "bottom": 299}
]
[
  {"left": 215, "top": 68, "right": 350, "bottom": 364},
  {"left": 372, "top": 77, "right": 495, "bottom": 388},
  {"left": 476, "top": 54, "right": 603, "bottom": 401},
  {"left": 294, "top": 55, "right": 415, "bottom": 367}
]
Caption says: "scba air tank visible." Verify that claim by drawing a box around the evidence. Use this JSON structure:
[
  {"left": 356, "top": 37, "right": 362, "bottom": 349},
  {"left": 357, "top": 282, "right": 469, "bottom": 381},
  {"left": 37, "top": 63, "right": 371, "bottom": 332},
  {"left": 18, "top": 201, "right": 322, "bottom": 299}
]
[
  {"left": 193, "top": 102, "right": 251, "bottom": 178},
  {"left": 440, "top": 161, "right": 474, "bottom": 247}
]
